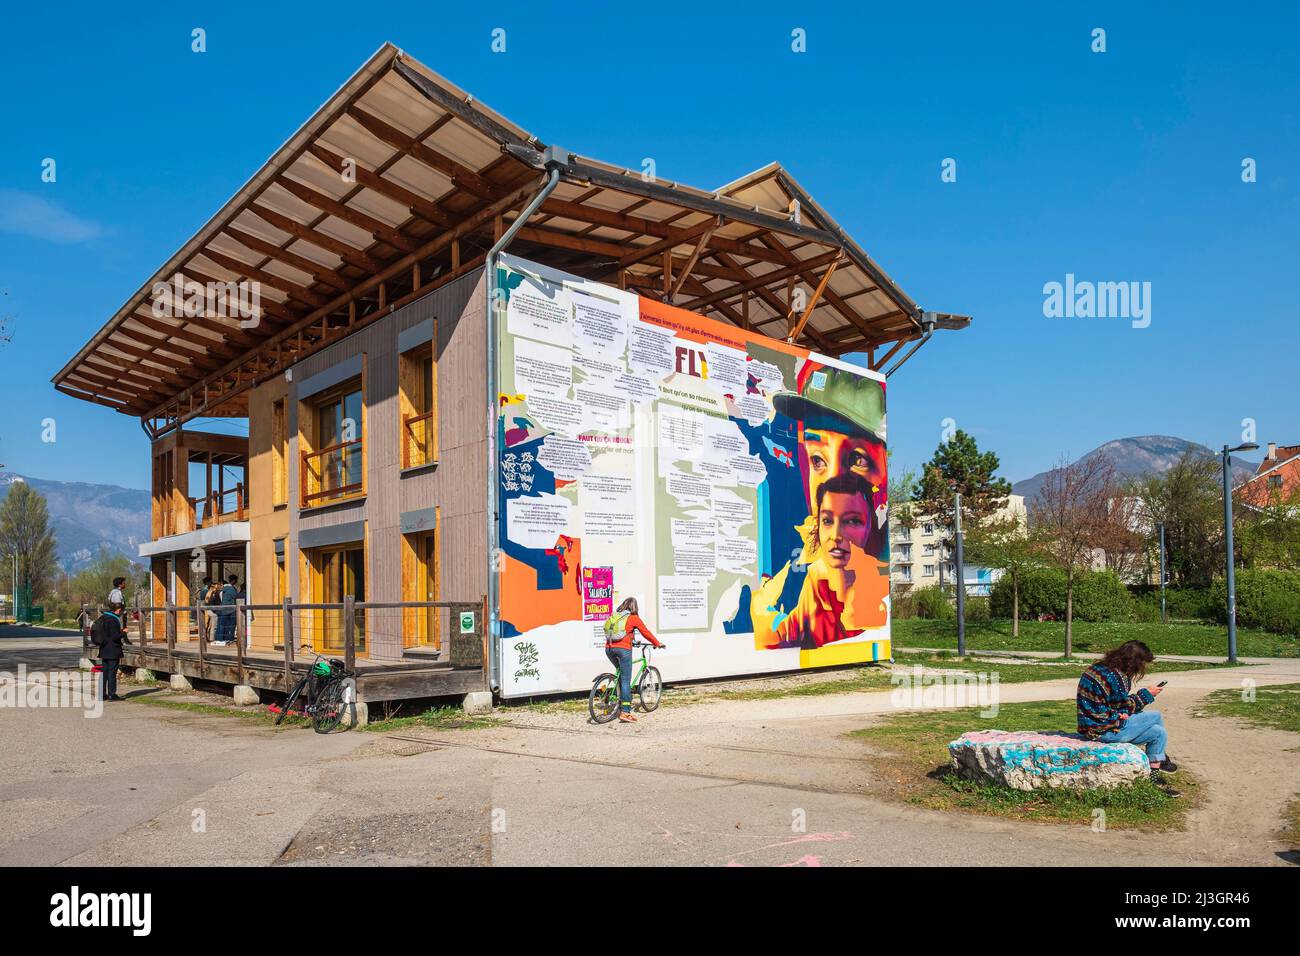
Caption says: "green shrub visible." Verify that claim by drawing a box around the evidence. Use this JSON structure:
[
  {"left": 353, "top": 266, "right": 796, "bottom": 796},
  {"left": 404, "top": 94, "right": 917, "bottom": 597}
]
[
  {"left": 1131, "top": 586, "right": 1216, "bottom": 623},
  {"left": 990, "top": 567, "right": 1133, "bottom": 622},
  {"left": 913, "top": 584, "right": 954, "bottom": 620},
  {"left": 965, "top": 595, "right": 991, "bottom": 621},
  {"left": 1208, "top": 569, "right": 1300, "bottom": 636}
]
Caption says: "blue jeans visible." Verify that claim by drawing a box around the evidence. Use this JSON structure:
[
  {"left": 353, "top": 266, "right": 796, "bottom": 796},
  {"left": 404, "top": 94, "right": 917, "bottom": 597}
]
[
  {"left": 1097, "top": 709, "right": 1168, "bottom": 762},
  {"left": 606, "top": 646, "right": 633, "bottom": 714}
]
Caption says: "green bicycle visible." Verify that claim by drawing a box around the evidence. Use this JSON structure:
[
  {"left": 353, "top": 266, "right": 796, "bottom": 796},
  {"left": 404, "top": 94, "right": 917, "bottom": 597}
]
[{"left": 588, "top": 641, "right": 663, "bottom": 723}]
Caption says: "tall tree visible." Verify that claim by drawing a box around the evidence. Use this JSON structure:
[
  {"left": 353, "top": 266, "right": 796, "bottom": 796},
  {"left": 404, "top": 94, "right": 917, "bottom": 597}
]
[
  {"left": 1130, "top": 450, "right": 1223, "bottom": 587},
  {"left": 1237, "top": 486, "right": 1300, "bottom": 572},
  {"left": 0, "top": 482, "right": 58, "bottom": 605},
  {"left": 1031, "top": 453, "right": 1118, "bottom": 658},
  {"left": 964, "top": 512, "right": 1040, "bottom": 637},
  {"left": 888, "top": 456, "right": 919, "bottom": 532},
  {"left": 913, "top": 430, "right": 1012, "bottom": 539}
]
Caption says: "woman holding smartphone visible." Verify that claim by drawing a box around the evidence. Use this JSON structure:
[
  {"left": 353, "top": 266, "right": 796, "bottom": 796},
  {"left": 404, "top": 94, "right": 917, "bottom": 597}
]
[{"left": 1076, "top": 640, "right": 1180, "bottom": 794}]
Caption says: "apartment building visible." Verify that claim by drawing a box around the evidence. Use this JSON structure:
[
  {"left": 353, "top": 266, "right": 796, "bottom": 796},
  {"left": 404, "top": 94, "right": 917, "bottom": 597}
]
[{"left": 891, "top": 494, "right": 1026, "bottom": 595}]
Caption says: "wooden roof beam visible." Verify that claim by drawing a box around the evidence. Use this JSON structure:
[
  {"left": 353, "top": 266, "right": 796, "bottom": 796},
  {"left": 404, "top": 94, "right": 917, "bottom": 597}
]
[
  {"left": 273, "top": 177, "right": 418, "bottom": 254},
  {"left": 247, "top": 204, "right": 384, "bottom": 273},
  {"left": 345, "top": 106, "right": 500, "bottom": 201}
]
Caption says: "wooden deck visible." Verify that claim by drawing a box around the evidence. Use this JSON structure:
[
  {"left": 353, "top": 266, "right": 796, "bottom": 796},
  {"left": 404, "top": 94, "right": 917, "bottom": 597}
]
[{"left": 121, "top": 639, "right": 486, "bottom": 702}]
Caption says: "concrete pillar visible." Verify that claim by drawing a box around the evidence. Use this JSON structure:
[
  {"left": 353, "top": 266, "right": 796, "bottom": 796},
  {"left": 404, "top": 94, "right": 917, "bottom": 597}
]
[
  {"left": 352, "top": 701, "right": 369, "bottom": 727},
  {"left": 169, "top": 674, "right": 193, "bottom": 691},
  {"left": 232, "top": 684, "right": 260, "bottom": 706},
  {"left": 462, "top": 691, "right": 493, "bottom": 715}
]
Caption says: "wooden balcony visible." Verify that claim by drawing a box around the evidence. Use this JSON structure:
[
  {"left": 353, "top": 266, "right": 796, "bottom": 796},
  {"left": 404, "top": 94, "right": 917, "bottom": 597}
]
[
  {"left": 301, "top": 438, "right": 363, "bottom": 507},
  {"left": 191, "top": 484, "right": 247, "bottom": 528},
  {"left": 152, "top": 430, "right": 248, "bottom": 540}
]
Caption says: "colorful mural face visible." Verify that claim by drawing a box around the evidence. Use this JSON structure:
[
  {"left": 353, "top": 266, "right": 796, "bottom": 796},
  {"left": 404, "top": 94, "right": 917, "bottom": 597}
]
[{"left": 495, "top": 254, "right": 890, "bottom": 697}]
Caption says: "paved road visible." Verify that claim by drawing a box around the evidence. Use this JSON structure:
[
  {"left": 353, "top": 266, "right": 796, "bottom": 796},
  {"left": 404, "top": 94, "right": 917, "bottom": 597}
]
[{"left": 2, "top": 633, "right": 1297, "bottom": 867}]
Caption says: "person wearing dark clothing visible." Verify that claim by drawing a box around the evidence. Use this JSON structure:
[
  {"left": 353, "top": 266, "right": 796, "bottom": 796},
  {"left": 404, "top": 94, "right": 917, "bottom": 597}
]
[
  {"left": 217, "top": 575, "right": 240, "bottom": 644},
  {"left": 90, "top": 604, "right": 130, "bottom": 701}
]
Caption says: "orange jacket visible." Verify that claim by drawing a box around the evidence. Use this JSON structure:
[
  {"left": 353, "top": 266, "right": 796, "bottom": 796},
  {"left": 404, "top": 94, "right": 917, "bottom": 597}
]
[{"left": 606, "top": 613, "right": 663, "bottom": 651}]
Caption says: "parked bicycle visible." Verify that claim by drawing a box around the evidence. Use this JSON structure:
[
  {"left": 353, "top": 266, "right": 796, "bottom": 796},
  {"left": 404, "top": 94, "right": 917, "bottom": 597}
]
[
  {"left": 273, "top": 655, "right": 357, "bottom": 734},
  {"left": 588, "top": 640, "right": 663, "bottom": 723}
]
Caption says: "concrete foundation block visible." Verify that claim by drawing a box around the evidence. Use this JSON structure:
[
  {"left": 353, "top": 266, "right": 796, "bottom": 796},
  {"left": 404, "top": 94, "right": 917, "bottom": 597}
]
[
  {"left": 169, "top": 674, "right": 193, "bottom": 692},
  {"left": 949, "top": 729, "right": 1149, "bottom": 791},
  {"left": 132, "top": 668, "right": 157, "bottom": 683},
  {"left": 232, "top": 684, "right": 260, "bottom": 706},
  {"left": 462, "top": 691, "right": 494, "bottom": 715},
  {"left": 352, "top": 701, "right": 369, "bottom": 727},
  {"left": 79, "top": 657, "right": 94, "bottom": 671}
]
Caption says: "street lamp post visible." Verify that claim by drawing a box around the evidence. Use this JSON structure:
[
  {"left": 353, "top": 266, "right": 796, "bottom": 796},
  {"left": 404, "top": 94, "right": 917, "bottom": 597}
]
[
  {"left": 1158, "top": 522, "right": 1166, "bottom": 625},
  {"left": 954, "top": 490, "right": 966, "bottom": 656},
  {"left": 1222, "top": 442, "right": 1259, "bottom": 663}
]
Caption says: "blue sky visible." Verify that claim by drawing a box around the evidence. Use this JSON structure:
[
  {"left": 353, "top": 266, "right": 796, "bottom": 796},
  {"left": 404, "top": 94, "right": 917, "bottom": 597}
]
[{"left": 1, "top": 1, "right": 1296, "bottom": 490}]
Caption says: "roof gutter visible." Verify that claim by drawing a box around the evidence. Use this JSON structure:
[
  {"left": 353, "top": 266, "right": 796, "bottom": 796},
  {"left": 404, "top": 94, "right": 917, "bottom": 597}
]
[{"left": 483, "top": 152, "right": 566, "bottom": 695}]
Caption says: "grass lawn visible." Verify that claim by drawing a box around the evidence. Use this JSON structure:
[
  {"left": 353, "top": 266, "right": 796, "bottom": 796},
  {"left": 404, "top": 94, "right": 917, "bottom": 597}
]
[
  {"left": 851, "top": 698, "right": 1196, "bottom": 829},
  {"left": 896, "top": 651, "right": 1234, "bottom": 685},
  {"left": 893, "top": 617, "right": 1298, "bottom": 659},
  {"left": 362, "top": 706, "right": 498, "bottom": 733},
  {"left": 1196, "top": 682, "right": 1300, "bottom": 734}
]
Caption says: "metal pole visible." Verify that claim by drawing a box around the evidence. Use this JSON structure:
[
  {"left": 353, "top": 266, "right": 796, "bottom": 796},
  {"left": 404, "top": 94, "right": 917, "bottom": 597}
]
[
  {"left": 485, "top": 159, "right": 564, "bottom": 695},
  {"left": 1158, "top": 522, "right": 1167, "bottom": 625},
  {"left": 954, "top": 491, "right": 966, "bottom": 656},
  {"left": 1222, "top": 447, "right": 1238, "bottom": 663}
]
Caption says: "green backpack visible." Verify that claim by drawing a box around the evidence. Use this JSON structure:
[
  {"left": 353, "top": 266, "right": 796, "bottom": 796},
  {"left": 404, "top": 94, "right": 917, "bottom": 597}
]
[{"left": 603, "top": 610, "right": 629, "bottom": 644}]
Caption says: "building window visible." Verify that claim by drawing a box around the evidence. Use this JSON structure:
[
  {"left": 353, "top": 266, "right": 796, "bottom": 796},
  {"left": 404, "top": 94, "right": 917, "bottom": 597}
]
[
  {"left": 400, "top": 337, "right": 438, "bottom": 470},
  {"left": 923, "top": 522, "right": 934, "bottom": 535},
  {"left": 301, "top": 378, "right": 363, "bottom": 507},
  {"left": 402, "top": 522, "right": 440, "bottom": 650},
  {"left": 272, "top": 398, "right": 287, "bottom": 506},
  {"left": 895, "top": 526, "right": 911, "bottom": 541},
  {"left": 922, "top": 544, "right": 934, "bottom": 556},
  {"left": 897, "top": 545, "right": 911, "bottom": 561},
  {"left": 304, "top": 541, "right": 366, "bottom": 656},
  {"left": 1269, "top": 475, "right": 1283, "bottom": 489},
  {"left": 923, "top": 564, "right": 935, "bottom": 578},
  {"left": 900, "top": 566, "right": 912, "bottom": 583}
]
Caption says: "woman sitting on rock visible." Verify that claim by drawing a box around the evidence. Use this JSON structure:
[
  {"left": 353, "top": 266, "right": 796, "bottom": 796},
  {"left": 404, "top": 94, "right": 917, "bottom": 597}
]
[{"left": 1076, "top": 640, "right": 1179, "bottom": 794}]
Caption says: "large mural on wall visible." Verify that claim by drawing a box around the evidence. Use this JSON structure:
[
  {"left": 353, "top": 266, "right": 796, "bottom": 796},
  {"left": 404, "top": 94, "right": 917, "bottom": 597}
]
[{"left": 495, "top": 254, "right": 890, "bottom": 697}]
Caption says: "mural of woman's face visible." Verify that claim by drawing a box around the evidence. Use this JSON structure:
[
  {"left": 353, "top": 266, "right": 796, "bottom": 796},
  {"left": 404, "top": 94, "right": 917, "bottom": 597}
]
[
  {"left": 801, "top": 426, "right": 887, "bottom": 517},
  {"left": 818, "top": 491, "right": 871, "bottom": 569}
]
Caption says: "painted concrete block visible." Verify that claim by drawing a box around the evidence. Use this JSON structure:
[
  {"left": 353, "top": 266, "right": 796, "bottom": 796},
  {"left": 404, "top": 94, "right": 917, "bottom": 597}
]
[{"left": 949, "top": 729, "right": 1148, "bottom": 791}]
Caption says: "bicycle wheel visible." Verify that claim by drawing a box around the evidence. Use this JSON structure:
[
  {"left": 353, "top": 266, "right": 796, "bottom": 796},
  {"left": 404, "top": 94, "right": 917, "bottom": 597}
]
[
  {"left": 312, "top": 678, "right": 345, "bottom": 734},
  {"left": 588, "top": 674, "right": 621, "bottom": 724},
  {"left": 276, "top": 674, "right": 309, "bottom": 725},
  {"left": 637, "top": 666, "right": 663, "bottom": 712}
]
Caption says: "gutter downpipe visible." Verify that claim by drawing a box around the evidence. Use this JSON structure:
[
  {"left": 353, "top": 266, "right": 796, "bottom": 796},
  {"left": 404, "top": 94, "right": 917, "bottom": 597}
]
[
  {"left": 484, "top": 157, "right": 565, "bottom": 695},
  {"left": 883, "top": 313, "right": 936, "bottom": 378}
]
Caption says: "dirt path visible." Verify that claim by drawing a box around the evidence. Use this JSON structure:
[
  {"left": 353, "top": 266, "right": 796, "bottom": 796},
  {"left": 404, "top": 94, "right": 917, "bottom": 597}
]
[{"left": 494, "top": 656, "right": 1300, "bottom": 865}]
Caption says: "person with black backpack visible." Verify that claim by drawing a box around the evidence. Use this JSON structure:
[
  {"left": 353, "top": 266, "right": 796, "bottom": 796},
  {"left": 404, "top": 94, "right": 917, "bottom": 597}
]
[{"left": 90, "top": 603, "right": 130, "bottom": 702}]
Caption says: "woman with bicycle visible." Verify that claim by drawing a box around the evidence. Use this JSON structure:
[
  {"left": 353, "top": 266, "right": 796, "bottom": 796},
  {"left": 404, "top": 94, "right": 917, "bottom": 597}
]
[{"left": 603, "top": 597, "right": 664, "bottom": 723}]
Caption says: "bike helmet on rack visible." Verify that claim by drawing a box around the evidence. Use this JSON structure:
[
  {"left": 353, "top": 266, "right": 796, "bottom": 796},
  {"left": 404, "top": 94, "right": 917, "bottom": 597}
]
[{"left": 312, "top": 659, "right": 333, "bottom": 677}]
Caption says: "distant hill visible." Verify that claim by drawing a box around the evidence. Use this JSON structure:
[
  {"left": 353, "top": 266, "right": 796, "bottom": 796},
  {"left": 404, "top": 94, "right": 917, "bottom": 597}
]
[
  {"left": 1012, "top": 436, "right": 1258, "bottom": 505},
  {"left": 0, "top": 472, "right": 150, "bottom": 570}
]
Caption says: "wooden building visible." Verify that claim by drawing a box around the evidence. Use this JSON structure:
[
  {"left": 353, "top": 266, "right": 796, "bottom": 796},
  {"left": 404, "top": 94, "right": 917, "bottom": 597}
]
[{"left": 53, "top": 43, "right": 966, "bottom": 702}]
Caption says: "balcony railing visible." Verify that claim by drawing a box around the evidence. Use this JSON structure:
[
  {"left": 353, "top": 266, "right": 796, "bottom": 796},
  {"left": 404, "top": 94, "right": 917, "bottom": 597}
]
[
  {"left": 301, "top": 439, "right": 363, "bottom": 507},
  {"left": 402, "top": 411, "right": 436, "bottom": 469},
  {"left": 191, "top": 485, "right": 247, "bottom": 528}
]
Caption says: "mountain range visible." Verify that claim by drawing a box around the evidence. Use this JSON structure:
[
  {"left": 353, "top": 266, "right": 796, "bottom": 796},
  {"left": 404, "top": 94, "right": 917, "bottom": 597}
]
[
  {"left": 0, "top": 472, "right": 150, "bottom": 570},
  {"left": 1010, "top": 435, "right": 1257, "bottom": 504}
]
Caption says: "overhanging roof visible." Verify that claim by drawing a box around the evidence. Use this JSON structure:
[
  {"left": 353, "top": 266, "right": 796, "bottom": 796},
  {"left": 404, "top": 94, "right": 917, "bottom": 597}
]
[{"left": 53, "top": 42, "right": 968, "bottom": 431}]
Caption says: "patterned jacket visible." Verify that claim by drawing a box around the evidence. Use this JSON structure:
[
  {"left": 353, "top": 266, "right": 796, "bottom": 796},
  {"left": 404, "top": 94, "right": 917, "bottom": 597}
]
[{"left": 1076, "top": 664, "right": 1154, "bottom": 737}]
